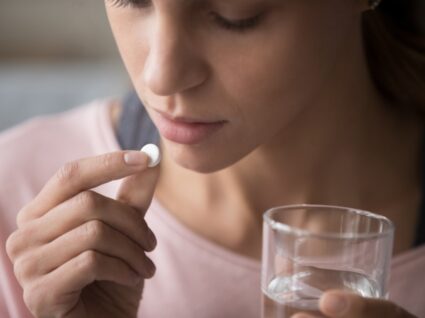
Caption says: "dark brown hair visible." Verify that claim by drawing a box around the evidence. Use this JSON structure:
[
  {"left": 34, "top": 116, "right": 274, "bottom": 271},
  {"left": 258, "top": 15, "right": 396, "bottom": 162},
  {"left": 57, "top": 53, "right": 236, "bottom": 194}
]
[{"left": 362, "top": 0, "right": 425, "bottom": 117}]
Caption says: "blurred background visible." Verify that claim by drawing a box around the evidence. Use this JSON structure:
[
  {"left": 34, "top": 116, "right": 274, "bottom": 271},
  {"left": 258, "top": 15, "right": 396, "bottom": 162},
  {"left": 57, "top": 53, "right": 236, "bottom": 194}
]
[
  {"left": 0, "top": 1, "right": 424, "bottom": 132},
  {"left": 0, "top": 1, "right": 129, "bottom": 132}
]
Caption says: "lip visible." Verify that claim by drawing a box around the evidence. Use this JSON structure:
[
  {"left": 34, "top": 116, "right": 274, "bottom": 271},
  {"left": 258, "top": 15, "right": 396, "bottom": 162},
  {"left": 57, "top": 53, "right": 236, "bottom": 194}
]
[{"left": 151, "top": 110, "right": 227, "bottom": 145}]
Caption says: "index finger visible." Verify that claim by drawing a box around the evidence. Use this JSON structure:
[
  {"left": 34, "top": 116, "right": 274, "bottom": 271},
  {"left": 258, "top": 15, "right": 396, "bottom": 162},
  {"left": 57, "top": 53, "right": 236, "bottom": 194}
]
[{"left": 18, "top": 151, "right": 150, "bottom": 226}]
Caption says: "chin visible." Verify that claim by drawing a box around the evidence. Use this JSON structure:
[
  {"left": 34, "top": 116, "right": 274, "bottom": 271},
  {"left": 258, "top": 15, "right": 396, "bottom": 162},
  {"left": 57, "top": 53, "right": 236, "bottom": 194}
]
[
  {"left": 171, "top": 150, "right": 233, "bottom": 174},
  {"left": 163, "top": 140, "right": 244, "bottom": 174},
  {"left": 178, "top": 160, "right": 229, "bottom": 174}
]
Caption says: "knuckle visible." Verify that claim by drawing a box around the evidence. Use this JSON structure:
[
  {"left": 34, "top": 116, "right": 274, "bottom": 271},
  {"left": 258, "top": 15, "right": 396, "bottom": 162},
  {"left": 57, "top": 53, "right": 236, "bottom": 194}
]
[
  {"left": 6, "top": 227, "right": 33, "bottom": 263},
  {"left": 16, "top": 213, "right": 28, "bottom": 229},
  {"left": 6, "top": 225, "right": 37, "bottom": 261},
  {"left": 99, "top": 152, "right": 117, "bottom": 169},
  {"left": 83, "top": 220, "right": 105, "bottom": 242},
  {"left": 14, "top": 257, "right": 32, "bottom": 285},
  {"left": 5, "top": 232, "right": 19, "bottom": 261},
  {"left": 78, "top": 250, "right": 99, "bottom": 272},
  {"left": 56, "top": 161, "right": 80, "bottom": 185},
  {"left": 13, "top": 261, "right": 25, "bottom": 283},
  {"left": 16, "top": 203, "right": 34, "bottom": 228},
  {"left": 74, "top": 191, "right": 99, "bottom": 210}
]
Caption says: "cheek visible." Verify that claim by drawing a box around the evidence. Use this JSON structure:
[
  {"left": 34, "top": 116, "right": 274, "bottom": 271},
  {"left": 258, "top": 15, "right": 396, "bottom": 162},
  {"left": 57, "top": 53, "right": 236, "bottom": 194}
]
[
  {"left": 210, "top": 6, "right": 356, "bottom": 135},
  {"left": 106, "top": 11, "right": 150, "bottom": 85}
]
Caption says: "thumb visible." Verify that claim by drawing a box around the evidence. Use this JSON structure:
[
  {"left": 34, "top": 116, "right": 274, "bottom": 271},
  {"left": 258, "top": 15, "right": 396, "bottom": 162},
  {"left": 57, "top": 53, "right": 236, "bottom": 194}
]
[
  {"left": 319, "top": 290, "right": 417, "bottom": 318},
  {"left": 116, "top": 150, "right": 160, "bottom": 215}
]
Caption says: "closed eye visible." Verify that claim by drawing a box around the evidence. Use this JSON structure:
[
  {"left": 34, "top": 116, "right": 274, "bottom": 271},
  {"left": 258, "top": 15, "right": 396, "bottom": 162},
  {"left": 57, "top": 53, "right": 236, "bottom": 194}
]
[
  {"left": 210, "top": 12, "right": 263, "bottom": 32},
  {"left": 108, "top": 0, "right": 264, "bottom": 33},
  {"left": 107, "top": 0, "right": 151, "bottom": 8}
]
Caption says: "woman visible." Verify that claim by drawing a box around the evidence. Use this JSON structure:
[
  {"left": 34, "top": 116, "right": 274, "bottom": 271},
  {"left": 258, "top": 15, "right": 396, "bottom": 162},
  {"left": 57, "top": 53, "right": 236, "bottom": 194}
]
[{"left": 1, "top": 0, "right": 424, "bottom": 317}]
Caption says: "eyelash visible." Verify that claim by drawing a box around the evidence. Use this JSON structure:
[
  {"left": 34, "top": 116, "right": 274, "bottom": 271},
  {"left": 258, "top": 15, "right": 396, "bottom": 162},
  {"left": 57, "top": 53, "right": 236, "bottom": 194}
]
[
  {"left": 210, "top": 13, "right": 262, "bottom": 32},
  {"left": 108, "top": 0, "right": 150, "bottom": 8},
  {"left": 108, "top": 0, "right": 262, "bottom": 33}
]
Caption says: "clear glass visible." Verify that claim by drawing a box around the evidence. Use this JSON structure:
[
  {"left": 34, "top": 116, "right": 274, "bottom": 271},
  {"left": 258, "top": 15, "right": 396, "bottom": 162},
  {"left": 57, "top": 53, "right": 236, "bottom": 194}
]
[{"left": 261, "top": 204, "right": 394, "bottom": 318}]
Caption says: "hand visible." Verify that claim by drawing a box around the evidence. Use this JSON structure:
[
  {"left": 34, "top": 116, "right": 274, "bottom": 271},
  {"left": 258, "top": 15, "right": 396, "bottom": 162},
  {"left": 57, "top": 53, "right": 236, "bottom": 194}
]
[
  {"left": 292, "top": 290, "right": 417, "bottom": 318},
  {"left": 6, "top": 151, "right": 159, "bottom": 318}
]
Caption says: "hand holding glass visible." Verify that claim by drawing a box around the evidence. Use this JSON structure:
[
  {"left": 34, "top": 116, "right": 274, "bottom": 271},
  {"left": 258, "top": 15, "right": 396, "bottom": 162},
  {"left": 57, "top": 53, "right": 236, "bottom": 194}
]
[{"left": 261, "top": 204, "right": 394, "bottom": 317}]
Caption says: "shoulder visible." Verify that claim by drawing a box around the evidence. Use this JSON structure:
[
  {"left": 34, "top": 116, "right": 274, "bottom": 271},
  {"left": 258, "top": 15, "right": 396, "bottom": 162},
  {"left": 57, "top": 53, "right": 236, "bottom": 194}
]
[
  {"left": 0, "top": 98, "right": 112, "bottom": 152},
  {"left": 0, "top": 99, "right": 117, "bottom": 233},
  {"left": 0, "top": 99, "right": 111, "bottom": 179}
]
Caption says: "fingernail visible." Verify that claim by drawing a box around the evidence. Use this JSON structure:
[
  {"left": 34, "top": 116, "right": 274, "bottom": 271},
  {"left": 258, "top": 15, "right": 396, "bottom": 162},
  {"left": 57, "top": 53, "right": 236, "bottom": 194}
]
[
  {"left": 322, "top": 294, "right": 348, "bottom": 315},
  {"left": 124, "top": 152, "right": 148, "bottom": 166}
]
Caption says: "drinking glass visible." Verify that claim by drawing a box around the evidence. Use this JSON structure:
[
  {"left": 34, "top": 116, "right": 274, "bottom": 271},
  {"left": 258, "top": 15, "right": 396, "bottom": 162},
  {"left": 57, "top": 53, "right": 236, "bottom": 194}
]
[{"left": 261, "top": 204, "right": 394, "bottom": 318}]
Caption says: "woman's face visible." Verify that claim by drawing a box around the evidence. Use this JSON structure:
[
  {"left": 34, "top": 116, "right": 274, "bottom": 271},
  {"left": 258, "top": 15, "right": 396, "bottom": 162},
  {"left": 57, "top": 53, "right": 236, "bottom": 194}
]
[{"left": 105, "top": 0, "right": 363, "bottom": 173}]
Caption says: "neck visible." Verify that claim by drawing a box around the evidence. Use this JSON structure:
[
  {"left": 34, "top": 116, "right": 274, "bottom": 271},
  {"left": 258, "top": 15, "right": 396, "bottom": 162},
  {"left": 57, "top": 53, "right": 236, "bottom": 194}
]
[{"left": 156, "top": 101, "right": 422, "bottom": 260}]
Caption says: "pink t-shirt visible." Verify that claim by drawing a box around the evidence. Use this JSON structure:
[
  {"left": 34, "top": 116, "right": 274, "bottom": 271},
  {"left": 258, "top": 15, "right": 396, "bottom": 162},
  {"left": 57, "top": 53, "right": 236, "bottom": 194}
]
[{"left": 0, "top": 100, "right": 424, "bottom": 318}]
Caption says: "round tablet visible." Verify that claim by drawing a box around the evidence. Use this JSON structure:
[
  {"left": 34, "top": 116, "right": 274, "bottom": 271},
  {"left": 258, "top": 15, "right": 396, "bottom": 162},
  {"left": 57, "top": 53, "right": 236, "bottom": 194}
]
[{"left": 141, "top": 144, "right": 161, "bottom": 168}]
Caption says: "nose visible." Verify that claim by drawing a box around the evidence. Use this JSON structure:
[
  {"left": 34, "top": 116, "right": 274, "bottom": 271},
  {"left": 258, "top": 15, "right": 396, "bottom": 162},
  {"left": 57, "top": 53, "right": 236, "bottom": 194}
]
[{"left": 143, "top": 15, "right": 208, "bottom": 96}]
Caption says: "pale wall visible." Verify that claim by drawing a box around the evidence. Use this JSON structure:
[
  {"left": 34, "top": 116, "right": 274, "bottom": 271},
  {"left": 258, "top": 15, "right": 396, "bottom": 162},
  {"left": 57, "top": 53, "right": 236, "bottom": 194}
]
[
  {"left": 0, "top": 1, "right": 118, "bottom": 59},
  {"left": 0, "top": 1, "right": 129, "bottom": 131}
]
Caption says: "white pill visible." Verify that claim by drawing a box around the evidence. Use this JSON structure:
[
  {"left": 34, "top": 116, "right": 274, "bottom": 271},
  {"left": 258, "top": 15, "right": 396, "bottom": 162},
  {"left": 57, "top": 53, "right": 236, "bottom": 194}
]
[{"left": 141, "top": 144, "right": 161, "bottom": 168}]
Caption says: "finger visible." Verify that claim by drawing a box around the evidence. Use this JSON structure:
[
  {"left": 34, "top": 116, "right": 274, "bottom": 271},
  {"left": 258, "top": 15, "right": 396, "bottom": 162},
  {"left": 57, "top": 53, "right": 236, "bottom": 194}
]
[
  {"left": 18, "top": 151, "right": 150, "bottom": 226},
  {"left": 57, "top": 250, "right": 143, "bottom": 289},
  {"left": 33, "top": 220, "right": 155, "bottom": 278},
  {"left": 116, "top": 162, "right": 160, "bottom": 216},
  {"left": 319, "top": 290, "right": 416, "bottom": 318},
  {"left": 42, "top": 191, "right": 156, "bottom": 251},
  {"left": 7, "top": 191, "right": 157, "bottom": 261},
  {"left": 24, "top": 251, "right": 142, "bottom": 317}
]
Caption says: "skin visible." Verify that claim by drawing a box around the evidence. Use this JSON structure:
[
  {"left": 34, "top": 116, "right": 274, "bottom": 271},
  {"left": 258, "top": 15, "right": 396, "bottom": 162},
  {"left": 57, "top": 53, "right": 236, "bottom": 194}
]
[
  {"left": 106, "top": 0, "right": 423, "bottom": 256},
  {"left": 6, "top": 152, "right": 159, "bottom": 317},
  {"left": 5, "top": 0, "right": 423, "bottom": 317}
]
